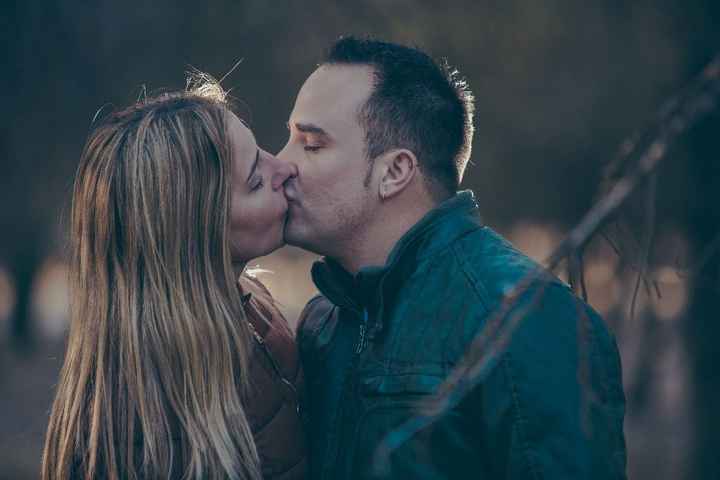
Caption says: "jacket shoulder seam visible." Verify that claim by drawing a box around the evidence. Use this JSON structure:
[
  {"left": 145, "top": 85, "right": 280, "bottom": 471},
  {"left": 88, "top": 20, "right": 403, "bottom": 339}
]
[{"left": 451, "top": 242, "right": 492, "bottom": 311}]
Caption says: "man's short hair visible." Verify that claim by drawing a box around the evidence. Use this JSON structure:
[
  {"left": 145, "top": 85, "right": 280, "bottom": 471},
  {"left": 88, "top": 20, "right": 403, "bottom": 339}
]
[{"left": 324, "top": 36, "right": 475, "bottom": 199}]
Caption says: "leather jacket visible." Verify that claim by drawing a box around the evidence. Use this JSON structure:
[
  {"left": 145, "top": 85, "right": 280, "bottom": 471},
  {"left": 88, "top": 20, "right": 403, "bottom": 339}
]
[{"left": 297, "top": 191, "right": 626, "bottom": 479}]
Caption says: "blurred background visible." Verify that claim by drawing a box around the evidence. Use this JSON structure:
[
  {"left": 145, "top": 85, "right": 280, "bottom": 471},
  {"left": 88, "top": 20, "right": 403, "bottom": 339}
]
[{"left": 1, "top": 1, "right": 718, "bottom": 478}]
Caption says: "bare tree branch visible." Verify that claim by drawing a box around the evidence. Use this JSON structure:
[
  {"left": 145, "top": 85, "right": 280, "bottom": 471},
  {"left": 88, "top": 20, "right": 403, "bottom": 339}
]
[{"left": 629, "top": 172, "right": 657, "bottom": 320}]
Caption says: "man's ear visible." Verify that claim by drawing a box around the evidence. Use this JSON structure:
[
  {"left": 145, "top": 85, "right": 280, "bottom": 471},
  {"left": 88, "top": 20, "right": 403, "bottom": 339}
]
[{"left": 376, "top": 149, "right": 418, "bottom": 200}]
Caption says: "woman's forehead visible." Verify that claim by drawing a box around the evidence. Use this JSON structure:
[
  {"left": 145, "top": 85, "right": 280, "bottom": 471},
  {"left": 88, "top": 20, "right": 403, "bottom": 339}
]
[{"left": 227, "top": 113, "right": 258, "bottom": 174}]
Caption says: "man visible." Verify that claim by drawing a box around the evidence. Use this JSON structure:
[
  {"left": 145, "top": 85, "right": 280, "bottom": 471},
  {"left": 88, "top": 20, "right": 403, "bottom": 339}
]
[{"left": 278, "top": 36, "right": 626, "bottom": 479}]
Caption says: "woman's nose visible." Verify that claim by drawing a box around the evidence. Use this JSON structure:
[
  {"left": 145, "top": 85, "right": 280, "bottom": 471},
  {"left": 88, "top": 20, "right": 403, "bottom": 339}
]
[{"left": 269, "top": 153, "right": 298, "bottom": 190}]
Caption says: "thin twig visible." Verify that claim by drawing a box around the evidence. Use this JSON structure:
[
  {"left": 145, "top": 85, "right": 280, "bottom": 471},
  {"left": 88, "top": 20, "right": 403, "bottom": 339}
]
[{"left": 630, "top": 173, "right": 658, "bottom": 319}]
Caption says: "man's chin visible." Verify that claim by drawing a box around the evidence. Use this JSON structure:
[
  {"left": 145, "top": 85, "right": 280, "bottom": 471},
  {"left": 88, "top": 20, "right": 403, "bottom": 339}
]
[
  {"left": 283, "top": 232, "right": 326, "bottom": 258},
  {"left": 282, "top": 217, "right": 298, "bottom": 245},
  {"left": 282, "top": 229, "right": 300, "bottom": 247}
]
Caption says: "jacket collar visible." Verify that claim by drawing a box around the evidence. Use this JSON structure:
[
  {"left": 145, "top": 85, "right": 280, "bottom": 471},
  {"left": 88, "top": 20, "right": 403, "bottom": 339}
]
[{"left": 311, "top": 190, "right": 482, "bottom": 315}]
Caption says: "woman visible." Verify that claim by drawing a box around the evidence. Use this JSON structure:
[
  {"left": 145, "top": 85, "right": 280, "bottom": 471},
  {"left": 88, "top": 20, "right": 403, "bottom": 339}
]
[{"left": 41, "top": 77, "right": 306, "bottom": 479}]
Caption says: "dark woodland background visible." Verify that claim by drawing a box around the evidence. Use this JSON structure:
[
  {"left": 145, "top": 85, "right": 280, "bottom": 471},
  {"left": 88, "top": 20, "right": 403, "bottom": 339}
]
[{"left": 1, "top": 1, "right": 719, "bottom": 478}]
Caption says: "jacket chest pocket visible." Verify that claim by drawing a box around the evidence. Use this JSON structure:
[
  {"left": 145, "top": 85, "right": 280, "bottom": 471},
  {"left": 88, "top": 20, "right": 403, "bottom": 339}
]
[
  {"left": 348, "top": 372, "right": 447, "bottom": 478},
  {"left": 360, "top": 372, "right": 444, "bottom": 406}
]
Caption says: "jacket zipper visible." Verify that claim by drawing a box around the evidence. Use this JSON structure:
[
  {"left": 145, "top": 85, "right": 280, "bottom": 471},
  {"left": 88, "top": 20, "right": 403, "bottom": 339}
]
[{"left": 355, "top": 309, "right": 369, "bottom": 354}]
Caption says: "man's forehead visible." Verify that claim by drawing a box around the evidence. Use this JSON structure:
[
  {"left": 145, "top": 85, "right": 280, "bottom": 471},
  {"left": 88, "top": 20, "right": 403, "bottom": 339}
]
[{"left": 291, "top": 64, "right": 375, "bottom": 125}]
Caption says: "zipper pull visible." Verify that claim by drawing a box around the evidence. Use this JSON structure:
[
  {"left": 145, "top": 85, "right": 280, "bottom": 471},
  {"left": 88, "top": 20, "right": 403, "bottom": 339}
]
[
  {"left": 247, "top": 320, "right": 264, "bottom": 344},
  {"left": 355, "top": 310, "right": 368, "bottom": 354}
]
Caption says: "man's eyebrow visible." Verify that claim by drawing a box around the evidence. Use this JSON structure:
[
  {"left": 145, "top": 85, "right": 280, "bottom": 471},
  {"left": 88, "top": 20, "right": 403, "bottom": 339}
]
[
  {"left": 246, "top": 149, "right": 260, "bottom": 182},
  {"left": 290, "top": 122, "right": 331, "bottom": 138}
]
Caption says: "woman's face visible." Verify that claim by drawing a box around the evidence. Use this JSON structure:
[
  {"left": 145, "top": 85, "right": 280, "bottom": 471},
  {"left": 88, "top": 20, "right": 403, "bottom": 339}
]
[{"left": 228, "top": 112, "right": 296, "bottom": 262}]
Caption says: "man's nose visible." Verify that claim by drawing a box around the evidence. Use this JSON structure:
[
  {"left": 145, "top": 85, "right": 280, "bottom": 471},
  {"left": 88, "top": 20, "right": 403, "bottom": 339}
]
[{"left": 269, "top": 152, "right": 298, "bottom": 190}]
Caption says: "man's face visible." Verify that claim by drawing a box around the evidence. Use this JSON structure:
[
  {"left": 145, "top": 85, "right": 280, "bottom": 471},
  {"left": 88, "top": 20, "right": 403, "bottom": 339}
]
[{"left": 278, "top": 64, "right": 377, "bottom": 256}]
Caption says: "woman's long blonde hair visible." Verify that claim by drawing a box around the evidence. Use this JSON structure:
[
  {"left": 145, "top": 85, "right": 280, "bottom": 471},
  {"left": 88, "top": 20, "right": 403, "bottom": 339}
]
[{"left": 42, "top": 80, "right": 261, "bottom": 479}]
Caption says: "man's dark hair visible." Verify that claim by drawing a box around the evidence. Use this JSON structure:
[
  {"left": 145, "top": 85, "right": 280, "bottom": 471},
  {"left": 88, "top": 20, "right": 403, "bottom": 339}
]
[{"left": 324, "top": 36, "right": 474, "bottom": 199}]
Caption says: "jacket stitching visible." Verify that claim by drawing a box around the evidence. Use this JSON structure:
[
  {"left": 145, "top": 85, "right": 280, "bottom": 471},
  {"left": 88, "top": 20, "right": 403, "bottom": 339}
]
[{"left": 451, "top": 242, "right": 491, "bottom": 310}]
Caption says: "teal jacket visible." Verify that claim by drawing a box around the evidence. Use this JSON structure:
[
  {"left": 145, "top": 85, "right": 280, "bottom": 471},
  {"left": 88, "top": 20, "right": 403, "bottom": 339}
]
[{"left": 297, "top": 191, "right": 626, "bottom": 479}]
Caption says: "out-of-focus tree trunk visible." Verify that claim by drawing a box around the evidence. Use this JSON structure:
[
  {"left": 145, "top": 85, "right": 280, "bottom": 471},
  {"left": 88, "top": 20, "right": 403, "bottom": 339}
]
[
  {"left": 685, "top": 111, "right": 720, "bottom": 479},
  {"left": 8, "top": 247, "right": 40, "bottom": 352}
]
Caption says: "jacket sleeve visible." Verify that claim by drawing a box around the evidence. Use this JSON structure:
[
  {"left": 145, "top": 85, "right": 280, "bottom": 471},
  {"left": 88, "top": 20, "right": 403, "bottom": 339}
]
[{"left": 465, "top": 283, "right": 627, "bottom": 480}]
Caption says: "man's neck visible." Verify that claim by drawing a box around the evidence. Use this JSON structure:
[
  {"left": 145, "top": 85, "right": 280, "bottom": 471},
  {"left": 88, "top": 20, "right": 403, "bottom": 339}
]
[{"left": 334, "top": 199, "right": 438, "bottom": 275}]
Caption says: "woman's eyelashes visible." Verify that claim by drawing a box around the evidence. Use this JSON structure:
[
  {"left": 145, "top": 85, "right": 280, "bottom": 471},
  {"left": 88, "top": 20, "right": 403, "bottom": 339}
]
[
  {"left": 304, "top": 145, "right": 322, "bottom": 152},
  {"left": 250, "top": 176, "right": 264, "bottom": 191},
  {"left": 249, "top": 150, "right": 265, "bottom": 191}
]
